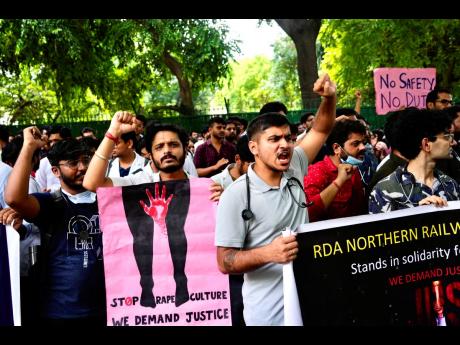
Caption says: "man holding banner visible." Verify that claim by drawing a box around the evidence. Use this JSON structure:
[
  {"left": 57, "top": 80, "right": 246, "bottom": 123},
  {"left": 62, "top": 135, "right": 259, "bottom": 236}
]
[
  {"left": 84, "top": 114, "right": 230, "bottom": 326},
  {"left": 369, "top": 108, "right": 460, "bottom": 213},
  {"left": 215, "top": 74, "right": 337, "bottom": 326}
]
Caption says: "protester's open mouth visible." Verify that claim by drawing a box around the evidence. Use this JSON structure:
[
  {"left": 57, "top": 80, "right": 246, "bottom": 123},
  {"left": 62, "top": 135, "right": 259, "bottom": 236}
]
[{"left": 277, "top": 151, "right": 290, "bottom": 164}]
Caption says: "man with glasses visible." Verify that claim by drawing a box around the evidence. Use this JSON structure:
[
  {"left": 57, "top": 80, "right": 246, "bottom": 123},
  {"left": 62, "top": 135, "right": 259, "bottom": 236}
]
[
  {"left": 428, "top": 90, "right": 460, "bottom": 185},
  {"left": 369, "top": 108, "right": 460, "bottom": 213},
  {"left": 426, "top": 88, "right": 454, "bottom": 110},
  {"left": 4, "top": 128, "right": 106, "bottom": 325}
]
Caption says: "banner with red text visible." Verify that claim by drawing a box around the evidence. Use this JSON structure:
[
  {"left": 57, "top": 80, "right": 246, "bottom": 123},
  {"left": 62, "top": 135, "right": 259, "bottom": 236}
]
[
  {"left": 97, "top": 178, "right": 231, "bottom": 326},
  {"left": 289, "top": 201, "right": 460, "bottom": 326},
  {"left": 373, "top": 68, "right": 436, "bottom": 114}
]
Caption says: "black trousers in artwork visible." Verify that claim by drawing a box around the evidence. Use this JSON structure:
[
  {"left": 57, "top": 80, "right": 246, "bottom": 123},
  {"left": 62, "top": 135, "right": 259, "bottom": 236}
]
[{"left": 122, "top": 180, "right": 190, "bottom": 308}]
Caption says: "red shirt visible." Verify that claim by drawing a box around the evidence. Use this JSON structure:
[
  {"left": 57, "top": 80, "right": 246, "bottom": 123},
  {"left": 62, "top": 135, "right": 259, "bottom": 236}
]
[{"left": 304, "top": 155, "right": 367, "bottom": 222}]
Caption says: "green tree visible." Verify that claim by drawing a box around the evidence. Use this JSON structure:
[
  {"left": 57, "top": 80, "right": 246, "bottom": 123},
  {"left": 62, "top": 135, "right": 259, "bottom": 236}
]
[
  {"left": 214, "top": 56, "right": 276, "bottom": 113},
  {"left": 0, "top": 19, "right": 238, "bottom": 122},
  {"left": 319, "top": 19, "right": 460, "bottom": 105},
  {"left": 270, "top": 36, "right": 302, "bottom": 110}
]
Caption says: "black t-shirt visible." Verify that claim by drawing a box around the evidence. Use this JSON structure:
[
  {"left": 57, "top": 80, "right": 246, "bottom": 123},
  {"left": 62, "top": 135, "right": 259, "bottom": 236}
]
[{"left": 28, "top": 191, "right": 105, "bottom": 319}]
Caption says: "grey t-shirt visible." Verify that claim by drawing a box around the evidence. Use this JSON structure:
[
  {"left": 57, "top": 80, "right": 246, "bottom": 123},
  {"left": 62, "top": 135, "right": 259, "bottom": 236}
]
[{"left": 215, "top": 146, "right": 309, "bottom": 325}]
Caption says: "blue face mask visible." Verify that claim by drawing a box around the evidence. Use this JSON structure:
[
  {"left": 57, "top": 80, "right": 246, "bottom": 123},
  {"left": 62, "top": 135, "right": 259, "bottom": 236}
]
[
  {"left": 340, "top": 156, "right": 364, "bottom": 166},
  {"left": 339, "top": 146, "right": 364, "bottom": 166}
]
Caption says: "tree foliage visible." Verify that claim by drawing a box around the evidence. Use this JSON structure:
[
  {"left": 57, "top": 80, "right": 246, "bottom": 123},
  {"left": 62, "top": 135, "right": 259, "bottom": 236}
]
[
  {"left": 270, "top": 37, "right": 302, "bottom": 110},
  {"left": 319, "top": 19, "right": 460, "bottom": 105},
  {"left": 214, "top": 56, "right": 275, "bottom": 113},
  {"left": 0, "top": 19, "right": 238, "bottom": 123},
  {"left": 211, "top": 37, "right": 304, "bottom": 113}
]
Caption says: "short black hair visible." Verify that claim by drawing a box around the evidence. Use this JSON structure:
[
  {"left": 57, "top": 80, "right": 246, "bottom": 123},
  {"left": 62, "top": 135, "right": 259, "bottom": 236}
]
[
  {"left": 444, "top": 105, "right": 460, "bottom": 121},
  {"left": 397, "top": 108, "right": 452, "bottom": 160},
  {"left": 120, "top": 131, "right": 137, "bottom": 147},
  {"left": 236, "top": 135, "right": 255, "bottom": 163},
  {"left": 80, "top": 127, "right": 96, "bottom": 136},
  {"left": 383, "top": 109, "right": 408, "bottom": 149},
  {"left": 0, "top": 125, "right": 9, "bottom": 144},
  {"left": 2, "top": 136, "right": 41, "bottom": 168},
  {"left": 259, "top": 101, "right": 288, "bottom": 115},
  {"left": 49, "top": 125, "right": 72, "bottom": 139},
  {"left": 247, "top": 112, "right": 290, "bottom": 141},
  {"left": 208, "top": 117, "right": 226, "bottom": 127},
  {"left": 2, "top": 136, "right": 23, "bottom": 166},
  {"left": 372, "top": 129, "right": 385, "bottom": 142},
  {"left": 136, "top": 114, "right": 147, "bottom": 125},
  {"left": 289, "top": 123, "right": 298, "bottom": 136},
  {"left": 78, "top": 136, "right": 100, "bottom": 152},
  {"left": 426, "top": 87, "right": 452, "bottom": 107},
  {"left": 144, "top": 123, "right": 189, "bottom": 155},
  {"left": 47, "top": 139, "right": 91, "bottom": 166},
  {"left": 325, "top": 120, "right": 367, "bottom": 154},
  {"left": 227, "top": 116, "right": 244, "bottom": 124},
  {"left": 336, "top": 108, "right": 358, "bottom": 117},
  {"left": 135, "top": 137, "right": 147, "bottom": 155},
  {"left": 300, "top": 112, "right": 315, "bottom": 124}
]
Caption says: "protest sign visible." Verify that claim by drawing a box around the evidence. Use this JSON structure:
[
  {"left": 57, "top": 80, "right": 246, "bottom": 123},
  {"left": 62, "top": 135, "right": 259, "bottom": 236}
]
[
  {"left": 98, "top": 178, "right": 231, "bottom": 326},
  {"left": 289, "top": 202, "right": 460, "bottom": 326},
  {"left": 373, "top": 68, "right": 436, "bottom": 114}
]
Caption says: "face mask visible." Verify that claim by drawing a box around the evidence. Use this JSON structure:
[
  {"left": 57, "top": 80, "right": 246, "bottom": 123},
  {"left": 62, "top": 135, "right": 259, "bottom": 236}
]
[
  {"left": 339, "top": 145, "right": 364, "bottom": 166},
  {"left": 340, "top": 156, "right": 364, "bottom": 166}
]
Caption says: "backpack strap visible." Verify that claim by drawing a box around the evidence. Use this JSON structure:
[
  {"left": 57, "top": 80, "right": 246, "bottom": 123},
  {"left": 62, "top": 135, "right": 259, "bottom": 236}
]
[
  {"left": 40, "top": 189, "right": 65, "bottom": 248},
  {"left": 107, "top": 158, "right": 115, "bottom": 176}
]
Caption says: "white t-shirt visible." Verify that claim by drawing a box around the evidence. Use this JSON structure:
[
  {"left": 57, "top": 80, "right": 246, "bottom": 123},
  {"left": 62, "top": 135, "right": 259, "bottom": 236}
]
[
  {"left": 210, "top": 163, "right": 235, "bottom": 190},
  {"left": 35, "top": 157, "right": 60, "bottom": 192},
  {"left": 107, "top": 152, "right": 147, "bottom": 178},
  {"left": 111, "top": 163, "right": 193, "bottom": 187}
]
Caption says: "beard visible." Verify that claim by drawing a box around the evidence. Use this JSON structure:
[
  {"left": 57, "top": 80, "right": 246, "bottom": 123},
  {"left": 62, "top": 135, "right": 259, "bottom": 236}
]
[
  {"left": 60, "top": 170, "right": 86, "bottom": 192},
  {"left": 153, "top": 152, "right": 186, "bottom": 173}
]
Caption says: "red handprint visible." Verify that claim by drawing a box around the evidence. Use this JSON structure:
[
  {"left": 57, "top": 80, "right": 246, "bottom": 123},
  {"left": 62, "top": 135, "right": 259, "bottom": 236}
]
[{"left": 139, "top": 184, "right": 174, "bottom": 236}]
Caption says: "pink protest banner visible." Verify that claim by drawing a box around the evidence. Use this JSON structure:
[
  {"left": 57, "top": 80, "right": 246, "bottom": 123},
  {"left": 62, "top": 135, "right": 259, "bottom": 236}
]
[
  {"left": 373, "top": 68, "right": 436, "bottom": 114},
  {"left": 97, "top": 178, "right": 231, "bottom": 326}
]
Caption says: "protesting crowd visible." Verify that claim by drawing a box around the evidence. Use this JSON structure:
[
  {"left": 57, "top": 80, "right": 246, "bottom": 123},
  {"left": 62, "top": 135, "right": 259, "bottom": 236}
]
[{"left": 1, "top": 73, "right": 460, "bottom": 326}]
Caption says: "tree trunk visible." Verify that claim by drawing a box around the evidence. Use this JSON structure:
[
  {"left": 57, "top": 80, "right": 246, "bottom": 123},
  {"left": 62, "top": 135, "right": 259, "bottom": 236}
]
[
  {"left": 440, "top": 56, "right": 456, "bottom": 88},
  {"left": 275, "top": 19, "right": 322, "bottom": 109},
  {"left": 162, "top": 51, "right": 195, "bottom": 116},
  {"left": 143, "top": 20, "right": 196, "bottom": 116}
]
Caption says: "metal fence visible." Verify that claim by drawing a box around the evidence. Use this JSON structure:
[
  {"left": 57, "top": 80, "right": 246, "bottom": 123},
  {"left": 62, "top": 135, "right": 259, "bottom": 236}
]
[{"left": 6, "top": 106, "right": 388, "bottom": 138}]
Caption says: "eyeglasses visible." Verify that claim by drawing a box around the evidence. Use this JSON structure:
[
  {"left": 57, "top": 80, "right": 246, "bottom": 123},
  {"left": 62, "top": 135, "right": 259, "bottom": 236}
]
[
  {"left": 441, "top": 133, "right": 455, "bottom": 141},
  {"left": 430, "top": 133, "right": 455, "bottom": 142},
  {"left": 436, "top": 99, "right": 453, "bottom": 105},
  {"left": 58, "top": 155, "right": 92, "bottom": 169}
]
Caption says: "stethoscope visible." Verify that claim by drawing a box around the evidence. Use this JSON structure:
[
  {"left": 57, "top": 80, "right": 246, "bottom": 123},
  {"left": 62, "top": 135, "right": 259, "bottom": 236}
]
[
  {"left": 397, "top": 166, "right": 454, "bottom": 206},
  {"left": 241, "top": 173, "right": 313, "bottom": 221}
]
